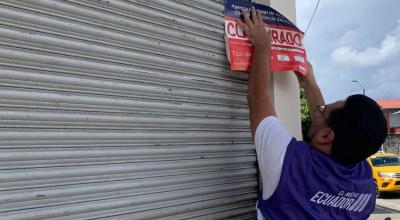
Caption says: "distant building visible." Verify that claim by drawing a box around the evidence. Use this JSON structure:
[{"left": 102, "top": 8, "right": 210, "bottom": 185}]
[{"left": 377, "top": 100, "right": 400, "bottom": 134}]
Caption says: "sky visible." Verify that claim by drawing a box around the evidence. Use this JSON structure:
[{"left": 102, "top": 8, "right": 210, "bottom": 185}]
[{"left": 296, "top": 0, "right": 400, "bottom": 103}]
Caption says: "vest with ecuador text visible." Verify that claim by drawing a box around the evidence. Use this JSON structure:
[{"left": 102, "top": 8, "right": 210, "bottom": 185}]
[{"left": 257, "top": 138, "right": 376, "bottom": 220}]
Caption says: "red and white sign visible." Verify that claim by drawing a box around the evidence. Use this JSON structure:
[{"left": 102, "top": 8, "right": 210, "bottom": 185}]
[{"left": 225, "top": 1, "right": 308, "bottom": 75}]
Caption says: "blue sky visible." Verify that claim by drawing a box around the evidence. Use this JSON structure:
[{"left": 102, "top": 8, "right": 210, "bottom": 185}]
[{"left": 296, "top": 0, "right": 400, "bottom": 103}]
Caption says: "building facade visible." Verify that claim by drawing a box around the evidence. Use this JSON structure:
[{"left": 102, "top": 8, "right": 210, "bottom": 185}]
[
  {"left": 378, "top": 100, "right": 400, "bottom": 154},
  {"left": 377, "top": 99, "right": 400, "bottom": 134}
]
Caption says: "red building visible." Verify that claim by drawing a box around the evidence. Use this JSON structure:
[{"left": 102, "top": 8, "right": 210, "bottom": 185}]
[{"left": 377, "top": 100, "right": 400, "bottom": 134}]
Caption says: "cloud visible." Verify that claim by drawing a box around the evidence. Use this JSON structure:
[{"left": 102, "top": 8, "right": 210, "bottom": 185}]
[
  {"left": 331, "top": 20, "right": 400, "bottom": 66},
  {"left": 297, "top": 0, "right": 400, "bottom": 103},
  {"left": 338, "top": 29, "right": 362, "bottom": 47}
]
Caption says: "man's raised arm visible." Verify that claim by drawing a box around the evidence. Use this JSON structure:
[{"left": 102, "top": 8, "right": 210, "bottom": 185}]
[
  {"left": 238, "top": 7, "right": 276, "bottom": 137},
  {"left": 296, "top": 63, "right": 325, "bottom": 122}
]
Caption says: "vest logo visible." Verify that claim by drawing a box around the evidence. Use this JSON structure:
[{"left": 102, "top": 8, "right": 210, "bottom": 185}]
[{"left": 310, "top": 190, "right": 372, "bottom": 212}]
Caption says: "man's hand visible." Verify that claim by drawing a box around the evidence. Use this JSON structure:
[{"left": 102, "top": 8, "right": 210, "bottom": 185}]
[
  {"left": 296, "top": 61, "right": 317, "bottom": 88},
  {"left": 237, "top": 7, "right": 271, "bottom": 49}
]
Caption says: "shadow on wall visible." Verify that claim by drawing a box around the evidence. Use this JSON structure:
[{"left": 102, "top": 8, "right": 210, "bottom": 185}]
[{"left": 383, "top": 134, "right": 400, "bottom": 154}]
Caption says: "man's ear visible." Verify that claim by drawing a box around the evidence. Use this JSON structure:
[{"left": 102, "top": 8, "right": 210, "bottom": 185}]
[{"left": 318, "top": 127, "right": 334, "bottom": 144}]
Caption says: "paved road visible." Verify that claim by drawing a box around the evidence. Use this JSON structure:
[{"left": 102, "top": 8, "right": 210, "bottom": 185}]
[
  {"left": 376, "top": 192, "right": 400, "bottom": 212},
  {"left": 369, "top": 192, "right": 400, "bottom": 220}
]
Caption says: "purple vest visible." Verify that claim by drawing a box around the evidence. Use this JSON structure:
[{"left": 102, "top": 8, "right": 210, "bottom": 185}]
[{"left": 257, "top": 138, "right": 375, "bottom": 220}]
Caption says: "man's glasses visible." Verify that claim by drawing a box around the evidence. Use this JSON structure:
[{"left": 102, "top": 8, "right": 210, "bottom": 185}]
[{"left": 314, "top": 104, "right": 328, "bottom": 123}]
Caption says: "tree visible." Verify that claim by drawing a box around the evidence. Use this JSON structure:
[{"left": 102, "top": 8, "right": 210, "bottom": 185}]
[{"left": 300, "top": 88, "right": 311, "bottom": 140}]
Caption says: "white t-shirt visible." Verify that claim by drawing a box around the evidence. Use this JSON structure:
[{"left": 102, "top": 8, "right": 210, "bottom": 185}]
[{"left": 254, "top": 116, "right": 292, "bottom": 219}]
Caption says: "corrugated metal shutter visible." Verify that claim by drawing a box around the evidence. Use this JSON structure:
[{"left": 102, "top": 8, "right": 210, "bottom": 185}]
[{"left": 0, "top": 0, "right": 256, "bottom": 219}]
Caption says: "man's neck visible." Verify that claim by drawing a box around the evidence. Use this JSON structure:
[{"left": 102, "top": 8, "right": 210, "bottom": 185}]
[{"left": 310, "top": 143, "right": 332, "bottom": 155}]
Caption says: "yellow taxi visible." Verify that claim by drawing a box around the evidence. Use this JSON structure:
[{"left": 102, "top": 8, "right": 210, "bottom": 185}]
[{"left": 367, "top": 152, "right": 400, "bottom": 197}]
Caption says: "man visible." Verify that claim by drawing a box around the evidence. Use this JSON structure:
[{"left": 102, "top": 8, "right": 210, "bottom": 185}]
[{"left": 238, "top": 7, "right": 388, "bottom": 220}]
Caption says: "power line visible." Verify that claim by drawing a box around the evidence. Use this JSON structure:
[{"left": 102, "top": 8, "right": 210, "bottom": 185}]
[{"left": 304, "top": 0, "right": 321, "bottom": 36}]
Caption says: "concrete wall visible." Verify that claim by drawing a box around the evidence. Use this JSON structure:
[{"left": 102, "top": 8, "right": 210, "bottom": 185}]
[
  {"left": 383, "top": 134, "right": 400, "bottom": 154},
  {"left": 255, "top": 0, "right": 302, "bottom": 140}
]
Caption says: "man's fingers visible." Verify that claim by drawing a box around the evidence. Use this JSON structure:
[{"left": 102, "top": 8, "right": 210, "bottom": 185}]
[
  {"left": 242, "top": 10, "right": 254, "bottom": 28},
  {"left": 295, "top": 73, "right": 304, "bottom": 84},
  {"left": 257, "top": 10, "right": 263, "bottom": 24},
  {"left": 236, "top": 20, "right": 249, "bottom": 33},
  {"left": 251, "top": 7, "right": 259, "bottom": 25}
]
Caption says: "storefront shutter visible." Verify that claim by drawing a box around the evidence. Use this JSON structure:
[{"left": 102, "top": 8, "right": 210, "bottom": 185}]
[{"left": 0, "top": 0, "right": 256, "bottom": 219}]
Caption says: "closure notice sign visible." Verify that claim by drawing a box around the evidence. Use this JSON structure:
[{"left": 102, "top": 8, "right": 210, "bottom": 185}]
[{"left": 224, "top": 0, "right": 308, "bottom": 75}]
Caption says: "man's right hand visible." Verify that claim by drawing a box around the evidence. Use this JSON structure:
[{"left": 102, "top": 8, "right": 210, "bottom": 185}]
[
  {"left": 296, "top": 61, "right": 317, "bottom": 88},
  {"left": 237, "top": 7, "right": 271, "bottom": 51}
]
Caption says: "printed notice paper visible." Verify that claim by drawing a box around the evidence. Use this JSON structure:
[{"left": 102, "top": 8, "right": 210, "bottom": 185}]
[{"left": 224, "top": 0, "right": 308, "bottom": 75}]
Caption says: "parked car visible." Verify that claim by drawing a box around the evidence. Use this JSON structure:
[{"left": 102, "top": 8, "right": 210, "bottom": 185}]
[{"left": 367, "top": 153, "right": 400, "bottom": 197}]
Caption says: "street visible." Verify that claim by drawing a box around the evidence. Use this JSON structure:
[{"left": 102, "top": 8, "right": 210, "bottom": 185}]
[{"left": 370, "top": 192, "right": 400, "bottom": 220}]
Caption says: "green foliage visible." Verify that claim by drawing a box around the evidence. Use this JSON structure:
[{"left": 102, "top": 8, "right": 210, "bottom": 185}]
[{"left": 300, "top": 88, "right": 311, "bottom": 140}]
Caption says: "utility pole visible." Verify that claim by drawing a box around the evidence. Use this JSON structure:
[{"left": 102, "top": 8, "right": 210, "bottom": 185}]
[{"left": 352, "top": 80, "right": 365, "bottom": 95}]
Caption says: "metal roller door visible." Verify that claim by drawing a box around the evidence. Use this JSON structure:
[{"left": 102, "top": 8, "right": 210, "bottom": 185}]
[{"left": 0, "top": 0, "right": 256, "bottom": 219}]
